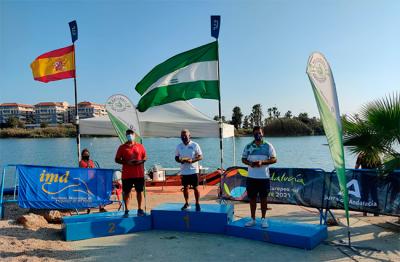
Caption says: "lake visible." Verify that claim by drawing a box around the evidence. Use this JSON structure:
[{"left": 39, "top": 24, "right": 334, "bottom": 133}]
[{"left": 0, "top": 136, "right": 358, "bottom": 187}]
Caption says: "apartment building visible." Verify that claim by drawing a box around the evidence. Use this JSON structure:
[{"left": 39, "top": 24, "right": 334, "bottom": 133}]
[
  {"left": 0, "top": 101, "right": 107, "bottom": 125},
  {"left": 34, "top": 102, "right": 69, "bottom": 124},
  {"left": 68, "top": 101, "right": 107, "bottom": 122},
  {"left": 0, "top": 103, "right": 35, "bottom": 124}
]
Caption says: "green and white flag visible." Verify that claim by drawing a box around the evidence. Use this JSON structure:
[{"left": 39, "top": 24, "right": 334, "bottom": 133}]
[
  {"left": 106, "top": 94, "right": 142, "bottom": 144},
  {"left": 306, "top": 52, "right": 350, "bottom": 225},
  {"left": 135, "top": 41, "right": 220, "bottom": 112}
]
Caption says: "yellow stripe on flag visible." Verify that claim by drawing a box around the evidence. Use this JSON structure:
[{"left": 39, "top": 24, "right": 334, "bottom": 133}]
[{"left": 30, "top": 52, "right": 75, "bottom": 78}]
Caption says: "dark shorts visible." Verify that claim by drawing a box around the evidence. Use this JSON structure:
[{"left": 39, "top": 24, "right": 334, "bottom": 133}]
[
  {"left": 181, "top": 174, "right": 199, "bottom": 188},
  {"left": 246, "top": 177, "right": 270, "bottom": 199},
  {"left": 122, "top": 178, "right": 144, "bottom": 193}
]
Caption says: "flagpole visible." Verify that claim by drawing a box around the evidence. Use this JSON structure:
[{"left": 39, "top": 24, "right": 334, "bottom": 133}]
[
  {"left": 217, "top": 42, "right": 223, "bottom": 170},
  {"left": 211, "top": 16, "right": 223, "bottom": 171},
  {"left": 69, "top": 21, "right": 81, "bottom": 163},
  {"left": 73, "top": 44, "right": 81, "bottom": 163}
]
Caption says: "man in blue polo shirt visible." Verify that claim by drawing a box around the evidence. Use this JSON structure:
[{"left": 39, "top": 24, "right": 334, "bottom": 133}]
[
  {"left": 175, "top": 129, "right": 203, "bottom": 211},
  {"left": 242, "top": 126, "right": 277, "bottom": 228}
]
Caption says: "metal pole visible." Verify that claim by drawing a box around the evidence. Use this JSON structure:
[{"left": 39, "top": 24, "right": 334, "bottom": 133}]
[
  {"left": 216, "top": 40, "right": 223, "bottom": 170},
  {"left": 233, "top": 136, "right": 236, "bottom": 166},
  {"left": 72, "top": 43, "right": 81, "bottom": 162}
]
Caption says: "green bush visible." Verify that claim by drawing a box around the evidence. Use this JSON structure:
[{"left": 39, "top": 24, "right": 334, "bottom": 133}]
[
  {"left": 264, "top": 118, "right": 313, "bottom": 136},
  {"left": 0, "top": 126, "right": 76, "bottom": 138}
]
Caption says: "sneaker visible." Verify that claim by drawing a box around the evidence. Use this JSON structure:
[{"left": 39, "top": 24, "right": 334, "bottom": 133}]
[
  {"left": 261, "top": 218, "right": 269, "bottom": 228},
  {"left": 123, "top": 210, "right": 129, "bottom": 218},
  {"left": 195, "top": 203, "right": 201, "bottom": 212},
  {"left": 137, "top": 209, "right": 145, "bottom": 216},
  {"left": 245, "top": 219, "right": 256, "bottom": 227},
  {"left": 181, "top": 203, "right": 191, "bottom": 211}
]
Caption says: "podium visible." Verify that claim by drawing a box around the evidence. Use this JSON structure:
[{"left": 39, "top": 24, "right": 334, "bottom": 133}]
[
  {"left": 226, "top": 218, "right": 328, "bottom": 250},
  {"left": 62, "top": 211, "right": 152, "bottom": 241},
  {"left": 151, "top": 203, "right": 233, "bottom": 234}
]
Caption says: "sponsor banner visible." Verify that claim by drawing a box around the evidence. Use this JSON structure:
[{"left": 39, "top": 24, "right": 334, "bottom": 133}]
[
  {"left": 221, "top": 167, "right": 400, "bottom": 216},
  {"left": 17, "top": 165, "right": 113, "bottom": 209},
  {"left": 325, "top": 169, "right": 400, "bottom": 215}
]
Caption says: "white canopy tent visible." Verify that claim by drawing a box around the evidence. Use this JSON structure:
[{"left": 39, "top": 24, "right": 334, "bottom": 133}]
[
  {"left": 80, "top": 101, "right": 234, "bottom": 138},
  {"left": 80, "top": 101, "right": 236, "bottom": 165}
]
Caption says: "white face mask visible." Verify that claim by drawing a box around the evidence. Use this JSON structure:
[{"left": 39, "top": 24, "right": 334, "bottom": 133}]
[{"left": 126, "top": 134, "right": 135, "bottom": 142}]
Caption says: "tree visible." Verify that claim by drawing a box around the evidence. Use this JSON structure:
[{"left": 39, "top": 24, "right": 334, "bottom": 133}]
[
  {"left": 213, "top": 115, "right": 226, "bottom": 123},
  {"left": 40, "top": 122, "right": 49, "bottom": 128},
  {"left": 231, "top": 106, "right": 243, "bottom": 129},
  {"left": 284, "top": 110, "right": 292, "bottom": 118},
  {"left": 243, "top": 115, "right": 250, "bottom": 129},
  {"left": 272, "top": 106, "right": 280, "bottom": 118},
  {"left": 297, "top": 112, "right": 310, "bottom": 125},
  {"left": 267, "top": 107, "right": 273, "bottom": 119},
  {"left": 343, "top": 92, "right": 400, "bottom": 172},
  {"left": 251, "top": 104, "right": 263, "bottom": 127},
  {"left": 6, "top": 116, "right": 20, "bottom": 128}
]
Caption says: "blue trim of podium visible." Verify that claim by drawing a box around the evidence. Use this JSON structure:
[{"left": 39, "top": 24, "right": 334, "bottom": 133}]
[
  {"left": 151, "top": 203, "right": 234, "bottom": 234},
  {"left": 226, "top": 217, "right": 328, "bottom": 250},
  {"left": 62, "top": 210, "right": 152, "bottom": 241},
  {"left": 61, "top": 204, "right": 327, "bottom": 250}
]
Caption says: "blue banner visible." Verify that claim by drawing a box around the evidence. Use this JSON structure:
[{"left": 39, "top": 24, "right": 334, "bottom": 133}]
[
  {"left": 69, "top": 20, "right": 78, "bottom": 43},
  {"left": 17, "top": 165, "right": 113, "bottom": 209},
  {"left": 211, "top": 15, "right": 221, "bottom": 39}
]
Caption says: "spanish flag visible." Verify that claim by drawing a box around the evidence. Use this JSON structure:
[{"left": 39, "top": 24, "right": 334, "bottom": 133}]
[{"left": 30, "top": 45, "right": 75, "bottom": 83}]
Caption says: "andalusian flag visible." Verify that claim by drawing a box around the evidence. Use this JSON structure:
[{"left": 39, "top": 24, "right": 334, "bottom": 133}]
[
  {"left": 306, "top": 52, "right": 350, "bottom": 226},
  {"left": 135, "top": 41, "right": 220, "bottom": 112},
  {"left": 30, "top": 45, "right": 75, "bottom": 83}
]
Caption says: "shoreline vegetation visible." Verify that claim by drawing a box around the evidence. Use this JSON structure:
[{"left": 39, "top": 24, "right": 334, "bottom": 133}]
[
  {"left": 1, "top": 104, "right": 325, "bottom": 138},
  {"left": 0, "top": 118, "right": 324, "bottom": 138}
]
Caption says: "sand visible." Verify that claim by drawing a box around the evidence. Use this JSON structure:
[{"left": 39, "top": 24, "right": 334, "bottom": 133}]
[{"left": 1, "top": 186, "right": 399, "bottom": 261}]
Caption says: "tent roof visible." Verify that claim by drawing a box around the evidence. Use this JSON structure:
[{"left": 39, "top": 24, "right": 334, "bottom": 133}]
[{"left": 80, "top": 101, "right": 235, "bottom": 138}]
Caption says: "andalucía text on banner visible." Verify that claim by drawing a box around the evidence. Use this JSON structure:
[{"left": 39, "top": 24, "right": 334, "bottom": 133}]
[
  {"left": 17, "top": 165, "right": 113, "bottom": 209},
  {"left": 30, "top": 45, "right": 75, "bottom": 83},
  {"left": 135, "top": 41, "right": 220, "bottom": 112},
  {"left": 106, "top": 94, "right": 142, "bottom": 144},
  {"left": 306, "top": 52, "right": 350, "bottom": 225}
]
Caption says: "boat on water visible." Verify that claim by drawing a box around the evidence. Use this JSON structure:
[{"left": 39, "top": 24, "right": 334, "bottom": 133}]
[{"left": 145, "top": 168, "right": 222, "bottom": 187}]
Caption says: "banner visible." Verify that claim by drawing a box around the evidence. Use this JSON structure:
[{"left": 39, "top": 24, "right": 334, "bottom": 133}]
[
  {"left": 106, "top": 94, "right": 142, "bottom": 144},
  {"left": 306, "top": 52, "right": 350, "bottom": 225},
  {"left": 325, "top": 169, "right": 400, "bottom": 215},
  {"left": 68, "top": 20, "right": 78, "bottom": 43},
  {"left": 17, "top": 165, "right": 113, "bottom": 209},
  {"left": 221, "top": 167, "right": 400, "bottom": 216},
  {"left": 211, "top": 15, "right": 221, "bottom": 39}
]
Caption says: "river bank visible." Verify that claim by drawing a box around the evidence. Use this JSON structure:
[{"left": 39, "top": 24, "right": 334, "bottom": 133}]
[{"left": 0, "top": 126, "right": 323, "bottom": 138}]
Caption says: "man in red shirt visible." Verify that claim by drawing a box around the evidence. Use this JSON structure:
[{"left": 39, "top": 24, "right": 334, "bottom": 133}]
[{"left": 115, "top": 129, "right": 147, "bottom": 216}]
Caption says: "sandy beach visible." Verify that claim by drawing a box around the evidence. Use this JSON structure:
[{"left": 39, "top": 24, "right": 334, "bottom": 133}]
[{"left": 1, "top": 185, "right": 399, "bottom": 262}]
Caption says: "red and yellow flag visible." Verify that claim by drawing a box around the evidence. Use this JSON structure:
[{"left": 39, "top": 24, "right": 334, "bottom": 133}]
[{"left": 30, "top": 45, "right": 75, "bottom": 83}]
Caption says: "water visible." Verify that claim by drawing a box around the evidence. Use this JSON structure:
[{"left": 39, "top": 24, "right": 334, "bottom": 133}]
[{"left": 0, "top": 136, "right": 358, "bottom": 187}]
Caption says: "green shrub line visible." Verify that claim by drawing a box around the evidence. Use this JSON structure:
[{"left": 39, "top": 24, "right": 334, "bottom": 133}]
[{"left": 1, "top": 127, "right": 78, "bottom": 138}]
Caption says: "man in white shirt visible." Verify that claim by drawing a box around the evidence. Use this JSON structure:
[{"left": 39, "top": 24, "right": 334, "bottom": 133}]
[
  {"left": 175, "top": 129, "right": 203, "bottom": 211},
  {"left": 242, "top": 126, "right": 277, "bottom": 228}
]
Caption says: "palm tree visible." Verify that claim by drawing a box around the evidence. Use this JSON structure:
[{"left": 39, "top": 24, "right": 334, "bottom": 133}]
[{"left": 343, "top": 92, "right": 400, "bottom": 172}]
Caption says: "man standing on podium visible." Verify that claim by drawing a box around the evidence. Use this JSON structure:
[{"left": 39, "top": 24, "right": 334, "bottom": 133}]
[
  {"left": 175, "top": 129, "right": 203, "bottom": 212},
  {"left": 115, "top": 129, "right": 147, "bottom": 217},
  {"left": 242, "top": 126, "right": 277, "bottom": 228}
]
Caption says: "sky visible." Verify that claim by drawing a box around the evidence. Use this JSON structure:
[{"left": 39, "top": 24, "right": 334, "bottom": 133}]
[{"left": 1, "top": 0, "right": 399, "bottom": 119}]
